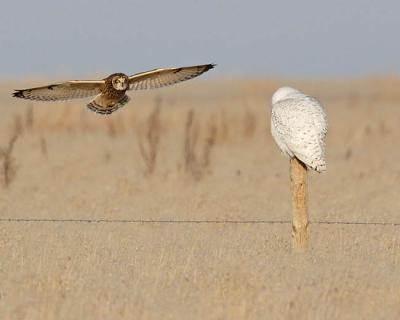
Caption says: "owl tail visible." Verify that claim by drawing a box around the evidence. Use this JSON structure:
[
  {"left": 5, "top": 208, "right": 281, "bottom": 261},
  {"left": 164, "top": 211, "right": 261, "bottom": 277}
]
[
  {"left": 87, "top": 94, "right": 130, "bottom": 115},
  {"left": 294, "top": 153, "right": 326, "bottom": 173},
  {"left": 299, "top": 157, "right": 326, "bottom": 173},
  {"left": 310, "top": 159, "right": 327, "bottom": 173}
]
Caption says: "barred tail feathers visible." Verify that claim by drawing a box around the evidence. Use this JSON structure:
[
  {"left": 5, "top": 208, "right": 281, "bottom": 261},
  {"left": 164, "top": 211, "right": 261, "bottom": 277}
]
[{"left": 86, "top": 94, "right": 130, "bottom": 115}]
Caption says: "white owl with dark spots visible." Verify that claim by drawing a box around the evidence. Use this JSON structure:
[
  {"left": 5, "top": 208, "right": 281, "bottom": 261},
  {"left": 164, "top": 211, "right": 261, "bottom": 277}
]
[{"left": 270, "top": 87, "right": 328, "bottom": 172}]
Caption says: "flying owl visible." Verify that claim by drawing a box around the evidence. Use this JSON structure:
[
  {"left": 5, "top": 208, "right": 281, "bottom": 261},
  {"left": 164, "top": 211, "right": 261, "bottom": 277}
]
[
  {"left": 270, "top": 87, "right": 328, "bottom": 172},
  {"left": 12, "top": 64, "right": 215, "bottom": 115}
]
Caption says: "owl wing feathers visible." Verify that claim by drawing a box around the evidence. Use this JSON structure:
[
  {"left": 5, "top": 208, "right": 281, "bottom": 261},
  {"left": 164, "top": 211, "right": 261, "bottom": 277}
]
[
  {"left": 128, "top": 64, "right": 215, "bottom": 90},
  {"left": 12, "top": 80, "right": 104, "bottom": 102},
  {"left": 302, "top": 95, "right": 328, "bottom": 140},
  {"left": 272, "top": 96, "right": 327, "bottom": 171}
]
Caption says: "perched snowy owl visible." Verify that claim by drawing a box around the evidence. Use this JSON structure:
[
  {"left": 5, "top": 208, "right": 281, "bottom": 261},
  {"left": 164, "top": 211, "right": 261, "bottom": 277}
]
[
  {"left": 270, "top": 87, "right": 328, "bottom": 172},
  {"left": 12, "top": 64, "right": 215, "bottom": 115}
]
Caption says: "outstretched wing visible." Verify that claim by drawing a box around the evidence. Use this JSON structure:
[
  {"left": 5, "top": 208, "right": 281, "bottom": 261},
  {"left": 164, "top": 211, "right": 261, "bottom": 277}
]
[
  {"left": 128, "top": 64, "right": 215, "bottom": 90},
  {"left": 13, "top": 80, "right": 104, "bottom": 102}
]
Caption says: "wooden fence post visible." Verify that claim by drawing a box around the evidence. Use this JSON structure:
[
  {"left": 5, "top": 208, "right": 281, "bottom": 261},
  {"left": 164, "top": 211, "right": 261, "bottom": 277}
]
[{"left": 290, "top": 157, "right": 309, "bottom": 251}]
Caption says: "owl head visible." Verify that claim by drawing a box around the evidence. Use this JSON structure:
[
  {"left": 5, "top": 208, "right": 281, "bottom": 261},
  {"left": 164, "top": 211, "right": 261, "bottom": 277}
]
[
  {"left": 111, "top": 74, "right": 129, "bottom": 90},
  {"left": 272, "top": 87, "right": 302, "bottom": 104}
]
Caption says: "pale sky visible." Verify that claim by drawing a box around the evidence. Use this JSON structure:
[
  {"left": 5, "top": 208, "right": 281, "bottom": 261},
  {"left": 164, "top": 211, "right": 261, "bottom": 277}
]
[{"left": 1, "top": 0, "right": 399, "bottom": 78}]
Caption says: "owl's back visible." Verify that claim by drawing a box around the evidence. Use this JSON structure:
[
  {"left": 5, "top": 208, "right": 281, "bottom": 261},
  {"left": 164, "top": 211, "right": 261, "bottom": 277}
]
[{"left": 271, "top": 90, "right": 327, "bottom": 172}]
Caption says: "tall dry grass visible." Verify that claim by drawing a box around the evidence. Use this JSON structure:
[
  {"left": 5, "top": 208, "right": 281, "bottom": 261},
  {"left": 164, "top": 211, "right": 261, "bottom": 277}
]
[
  {"left": 183, "top": 109, "right": 200, "bottom": 179},
  {"left": 0, "top": 123, "right": 20, "bottom": 187},
  {"left": 183, "top": 110, "right": 218, "bottom": 180},
  {"left": 137, "top": 97, "right": 162, "bottom": 176}
]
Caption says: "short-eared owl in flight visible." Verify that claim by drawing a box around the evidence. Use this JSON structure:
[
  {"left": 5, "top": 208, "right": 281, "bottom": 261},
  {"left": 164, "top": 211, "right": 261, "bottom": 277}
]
[
  {"left": 270, "top": 87, "right": 328, "bottom": 172},
  {"left": 13, "top": 64, "right": 215, "bottom": 115}
]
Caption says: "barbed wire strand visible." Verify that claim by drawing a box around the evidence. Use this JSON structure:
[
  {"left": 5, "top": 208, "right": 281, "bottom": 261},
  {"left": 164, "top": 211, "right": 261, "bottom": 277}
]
[{"left": 0, "top": 218, "right": 399, "bottom": 226}]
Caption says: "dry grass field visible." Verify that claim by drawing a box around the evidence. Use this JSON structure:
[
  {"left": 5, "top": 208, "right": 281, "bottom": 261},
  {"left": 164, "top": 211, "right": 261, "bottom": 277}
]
[{"left": 0, "top": 77, "right": 399, "bottom": 319}]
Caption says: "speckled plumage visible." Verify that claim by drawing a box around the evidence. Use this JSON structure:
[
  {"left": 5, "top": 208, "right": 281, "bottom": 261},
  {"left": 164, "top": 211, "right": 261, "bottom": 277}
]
[
  {"left": 270, "top": 87, "right": 328, "bottom": 172},
  {"left": 12, "top": 64, "right": 215, "bottom": 115}
]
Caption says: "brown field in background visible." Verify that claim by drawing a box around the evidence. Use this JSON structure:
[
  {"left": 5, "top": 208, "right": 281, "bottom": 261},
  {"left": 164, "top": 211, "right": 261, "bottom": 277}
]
[{"left": 0, "top": 77, "right": 399, "bottom": 319}]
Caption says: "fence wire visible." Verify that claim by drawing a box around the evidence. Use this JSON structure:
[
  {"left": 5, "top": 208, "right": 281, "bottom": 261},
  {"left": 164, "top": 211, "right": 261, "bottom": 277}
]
[{"left": 0, "top": 218, "right": 399, "bottom": 226}]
